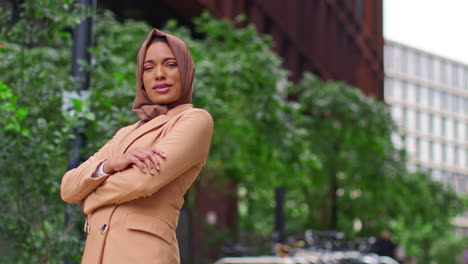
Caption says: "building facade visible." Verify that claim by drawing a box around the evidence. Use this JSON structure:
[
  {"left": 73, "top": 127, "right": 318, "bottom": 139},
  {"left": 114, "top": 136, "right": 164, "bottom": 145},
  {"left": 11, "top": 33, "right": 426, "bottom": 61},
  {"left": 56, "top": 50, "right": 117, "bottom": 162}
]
[{"left": 384, "top": 40, "right": 468, "bottom": 230}]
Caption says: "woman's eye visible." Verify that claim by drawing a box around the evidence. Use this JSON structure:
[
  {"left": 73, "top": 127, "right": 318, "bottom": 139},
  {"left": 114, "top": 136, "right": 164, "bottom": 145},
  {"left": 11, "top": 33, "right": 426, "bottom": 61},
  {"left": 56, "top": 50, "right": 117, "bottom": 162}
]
[
  {"left": 144, "top": 67, "right": 153, "bottom": 71},
  {"left": 167, "top": 63, "right": 177, "bottom": 67}
]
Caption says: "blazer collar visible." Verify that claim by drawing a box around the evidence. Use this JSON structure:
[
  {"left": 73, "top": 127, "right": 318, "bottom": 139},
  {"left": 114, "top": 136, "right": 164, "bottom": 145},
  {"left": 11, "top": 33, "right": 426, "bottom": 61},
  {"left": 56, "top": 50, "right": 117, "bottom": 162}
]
[{"left": 120, "top": 104, "right": 193, "bottom": 153}]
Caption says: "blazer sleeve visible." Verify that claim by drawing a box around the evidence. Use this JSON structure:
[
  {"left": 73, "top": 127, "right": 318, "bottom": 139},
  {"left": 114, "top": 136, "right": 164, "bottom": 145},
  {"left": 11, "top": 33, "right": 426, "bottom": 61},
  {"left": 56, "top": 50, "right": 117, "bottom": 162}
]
[
  {"left": 60, "top": 127, "right": 125, "bottom": 204},
  {"left": 82, "top": 109, "right": 213, "bottom": 214}
]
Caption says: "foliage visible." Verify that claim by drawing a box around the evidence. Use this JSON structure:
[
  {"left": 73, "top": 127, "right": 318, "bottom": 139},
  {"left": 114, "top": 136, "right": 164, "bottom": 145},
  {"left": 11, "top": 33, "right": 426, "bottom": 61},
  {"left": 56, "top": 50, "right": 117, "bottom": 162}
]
[
  {"left": 0, "top": 1, "right": 464, "bottom": 263},
  {"left": 0, "top": 1, "right": 85, "bottom": 262},
  {"left": 430, "top": 234, "right": 465, "bottom": 264}
]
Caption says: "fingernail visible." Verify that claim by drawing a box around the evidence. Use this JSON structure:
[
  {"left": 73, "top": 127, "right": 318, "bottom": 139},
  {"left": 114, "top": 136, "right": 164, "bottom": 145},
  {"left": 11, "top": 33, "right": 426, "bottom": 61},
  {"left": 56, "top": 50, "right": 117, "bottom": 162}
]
[
  {"left": 157, "top": 165, "right": 160, "bottom": 171},
  {"left": 151, "top": 169, "right": 154, "bottom": 174}
]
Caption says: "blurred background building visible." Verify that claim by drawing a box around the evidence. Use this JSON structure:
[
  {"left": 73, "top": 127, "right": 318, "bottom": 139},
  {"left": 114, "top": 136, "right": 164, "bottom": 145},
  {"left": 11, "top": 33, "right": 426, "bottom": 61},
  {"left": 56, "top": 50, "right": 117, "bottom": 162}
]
[{"left": 384, "top": 40, "right": 468, "bottom": 233}]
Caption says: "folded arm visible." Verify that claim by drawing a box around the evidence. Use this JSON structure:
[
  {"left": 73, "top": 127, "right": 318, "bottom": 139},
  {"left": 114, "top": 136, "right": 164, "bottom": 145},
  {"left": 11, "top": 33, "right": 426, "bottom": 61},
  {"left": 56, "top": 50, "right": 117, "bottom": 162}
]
[
  {"left": 60, "top": 128, "right": 126, "bottom": 204},
  {"left": 82, "top": 110, "right": 213, "bottom": 214}
]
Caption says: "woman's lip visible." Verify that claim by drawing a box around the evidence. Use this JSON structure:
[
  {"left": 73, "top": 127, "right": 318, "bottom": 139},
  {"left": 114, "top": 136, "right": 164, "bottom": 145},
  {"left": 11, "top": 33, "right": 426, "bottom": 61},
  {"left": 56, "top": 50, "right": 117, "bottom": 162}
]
[{"left": 153, "top": 84, "right": 172, "bottom": 93}]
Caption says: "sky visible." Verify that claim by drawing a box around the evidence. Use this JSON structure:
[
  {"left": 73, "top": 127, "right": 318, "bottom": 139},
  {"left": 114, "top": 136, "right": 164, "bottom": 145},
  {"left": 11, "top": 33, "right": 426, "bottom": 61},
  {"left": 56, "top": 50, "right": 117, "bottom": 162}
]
[{"left": 383, "top": 0, "right": 468, "bottom": 65}]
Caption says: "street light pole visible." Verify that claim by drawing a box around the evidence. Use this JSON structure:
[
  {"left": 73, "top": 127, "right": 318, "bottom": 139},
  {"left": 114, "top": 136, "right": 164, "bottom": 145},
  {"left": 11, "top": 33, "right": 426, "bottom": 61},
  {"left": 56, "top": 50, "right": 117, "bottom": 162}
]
[{"left": 65, "top": 0, "right": 93, "bottom": 263}]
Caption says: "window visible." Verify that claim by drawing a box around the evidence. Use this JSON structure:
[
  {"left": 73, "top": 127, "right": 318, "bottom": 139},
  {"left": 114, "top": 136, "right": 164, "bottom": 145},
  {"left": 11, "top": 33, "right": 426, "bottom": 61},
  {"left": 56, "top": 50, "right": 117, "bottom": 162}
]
[
  {"left": 402, "top": 108, "right": 408, "bottom": 129},
  {"left": 421, "top": 139, "right": 429, "bottom": 162},
  {"left": 441, "top": 117, "right": 447, "bottom": 137},
  {"left": 407, "top": 136, "right": 417, "bottom": 157},
  {"left": 407, "top": 83, "right": 416, "bottom": 103},
  {"left": 458, "top": 67, "right": 465, "bottom": 89},
  {"left": 433, "top": 89, "right": 441, "bottom": 110},
  {"left": 454, "top": 120, "right": 459, "bottom": 139},
  {"left": 458, "top": 97, "right": 464, "bottom": 115},
  {"left": 391, "top": 106, "right": 403, "bottom": 126},
  {"left": 459, "top": 121, "right": 466, "bottom": 142},
  {"left": 445, "top": 62, "right": 452, "bottom": 86},
  {"left": 407, "top": 109, "right": 416, "bottom": 131},
  {"left": 421, "top": 112, "right": 429, "bottom": 133},
  {"left": 433, "top": 59, "right": 441, "bottom": 83},
  {"left": 429, "top": 140, "right": 434, "bottom": 161},
  {"left": 393, "top": 46, "right": 402, "bottom": 73},
  {"left": 384, "top": 78, "right": 393, "bottom": 99},
  {"left": 453, "top": 65, "right": 459, "bottom": 87},
  {"left": 407, "top": 51, "right": 414, "bottom": 75},
  {"left": 428, "top": 57, "right": 434, "bottom": 81},
  {"left": 401, "top": 49, "right": 408, "bottom": 73},
  {"left": 427, "top": 88, "right": 434, "bottom": 106},
  {"left": 393, "top": 79, "right": 403, "bottom": 99},
  {"left": 434, "top": 142, "right": 442, "bottom": 163},
  {"left": 433, "top": 115, "right": 441, "bottom": 137},
  {"left": 420, "top": 55, "right": 428, "bottom": 79},
  {"left": 414, "top": 53, "right": 421, "bottom": 76},
  {"left": 416, "top": 137, "right": 421, "bottom": 159},
  {"left": 447, "top": 144, "right": 454, "bottom": 166},
  {"left": 446, "top": 119, "right": 454, "bottom": 140},
  {"left": 420, "top": 86, "right": 428, "bottom": 107},
  {"left": 416, "top": 111, "right": 421, "bottom": 131},
  {"left": 442, "top": 143, "right": 447, "bottom": 163},
  {"left": 384, "top": 45, "right": 393, "bottom": 70},
  {"left": 429, "top": 114, "right": 435, "bottom": 134}
]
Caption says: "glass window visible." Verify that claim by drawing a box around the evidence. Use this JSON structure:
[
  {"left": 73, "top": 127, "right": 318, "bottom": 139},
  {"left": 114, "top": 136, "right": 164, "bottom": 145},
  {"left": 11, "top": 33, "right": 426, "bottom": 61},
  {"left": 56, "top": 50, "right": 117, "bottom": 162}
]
[
  {"left": 453, "top": 65, "right": 459, "bottom": 87},
  {"left": 462, "top": 148, "right": 467, "bottom": 168},
  {"left": 402, "top": 108, "right": 408, "bottom": 129},
  {"left": 420, "top": 55, "right": 428, "bottom": 79},
  {"left": 459, "top": 121, "right": 466, "bottom": 142},
  {"left": 445, "top": 62, "right": 452, "bottom": 86},
  {"left": 439, "top": 61, "right": 447, "bottom": 84},
  {"left": 452, "top": 94, "right": 458, "bottom": 113},
  {"left": 393, "top": 79, "right": 403, "bottom": 99},
  {"left": 429, "top": 114, "right": 434, "bottom": 134},
  {"left": 433, "top": 115, "right": 441, "bottom": 137},
  {"left": 458, "top": 97, "right": 464, "bottom": 115},
  {"left": 454, "top": 120, "right": 459, "bottom": 139},
  {"left": 428, "top": 57, "right": 434, "bottom": 81},
  {"left": 407, "top": 136, "right": 417, "bottom": 157},
  {"left": 384, "top": 78, "right": 393, "bottom": 100},
  {"left": 442, "top": 143, "right": 447, "bottom": 163},
  {"left": 393, "top": 46, "right": 402, "bottom": 73},
  {"left": 416, "top": 137, "right": 421, "bottom": 160},
  {"left": 407, "top": 51, "right": 415, "bottom": 75},
  {"left": 447, "top": 144, "right": 454, "bottom": 166},
  {"left": 420, "top": 86, "right": 428, "bottom": 107},
  {"left": 434, "top": 60, "right": 441, "bottom": 83},
  {"left": 458, "top": 66, "right": 465, "bottom": 89},
  {"left": 414, "top": 53, "right": 421, "bottom": 76},
  {"left": 421, "top": 139, "right": 429, "bottom": 162},
  {"left": 407, "top": 83, "right": 416, "bottom": 103},
  {"left": 434, "top": 142, "right": 442, "bottom": 163},
  {"left": 465, "top": 69, "right": 468, "bottom": 89},
  {"left": 391, "top": 106, "right": 403, "bottom": 126},
  {"left": 421, "top": 112, "right": 429, "bottom": 133},
  {"left": 407, "top": 109, "right": 416, "bottom": 131},
  {"left": 416, "top": 111, "right": 421, "bottom": 131},
  {"left": 429, "top": 140, "right": 434, "bottom": 161},
  {"left": 433, "top": 89, "right": 441, "bottom": 110},
  {"left": 446, "top": 119, "right": 454, "bottom": 140},
  {"left": 384, "top": 45, "right": 393, "bottom": 70},
  {"left": 441, "top": 117, "right": 447, "bottom": 137},
  {"left": 401, "top": 49, "right": 408, "bottom": 73}
]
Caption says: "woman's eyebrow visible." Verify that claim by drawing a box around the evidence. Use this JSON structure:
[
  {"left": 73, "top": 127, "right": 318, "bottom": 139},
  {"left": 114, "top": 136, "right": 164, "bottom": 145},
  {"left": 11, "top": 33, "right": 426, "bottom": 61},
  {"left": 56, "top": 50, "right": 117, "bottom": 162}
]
[{"left": 143, "top": 57, "right": 176, "bottom": 64}]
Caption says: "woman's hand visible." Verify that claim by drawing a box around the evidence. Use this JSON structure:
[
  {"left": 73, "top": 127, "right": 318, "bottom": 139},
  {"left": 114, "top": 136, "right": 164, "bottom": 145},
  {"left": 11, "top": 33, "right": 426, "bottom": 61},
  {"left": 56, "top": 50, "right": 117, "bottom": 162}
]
[{"left": 104, "top": 147, "right": 166, "bottom": 175}]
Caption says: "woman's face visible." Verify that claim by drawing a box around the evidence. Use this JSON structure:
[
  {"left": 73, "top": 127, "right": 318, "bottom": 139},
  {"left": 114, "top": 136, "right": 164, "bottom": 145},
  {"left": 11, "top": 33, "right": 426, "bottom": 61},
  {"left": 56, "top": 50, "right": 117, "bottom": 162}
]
[{"left": 143, "top": 41, "right": 181, "bottom": 105}]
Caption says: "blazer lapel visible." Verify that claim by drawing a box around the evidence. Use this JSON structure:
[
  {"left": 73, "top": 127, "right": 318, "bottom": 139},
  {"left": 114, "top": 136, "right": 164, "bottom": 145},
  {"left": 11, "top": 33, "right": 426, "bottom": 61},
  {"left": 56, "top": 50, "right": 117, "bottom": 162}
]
[{"left": 118, "top": 104, "right": 194, "bottom": 154}]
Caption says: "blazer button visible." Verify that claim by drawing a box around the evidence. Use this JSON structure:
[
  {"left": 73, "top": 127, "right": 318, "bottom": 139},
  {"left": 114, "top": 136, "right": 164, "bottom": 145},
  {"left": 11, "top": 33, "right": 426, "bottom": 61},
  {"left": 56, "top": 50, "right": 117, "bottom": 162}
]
[{"left": 100, "top": 224, "right": 108, "bottom": 234}]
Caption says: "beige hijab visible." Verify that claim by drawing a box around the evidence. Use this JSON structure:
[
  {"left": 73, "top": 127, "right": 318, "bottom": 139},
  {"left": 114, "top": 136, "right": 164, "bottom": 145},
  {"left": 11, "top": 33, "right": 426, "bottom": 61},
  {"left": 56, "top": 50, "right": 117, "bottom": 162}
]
[{"left": 132, "top": 28, "right": 195, "bottom": 121}]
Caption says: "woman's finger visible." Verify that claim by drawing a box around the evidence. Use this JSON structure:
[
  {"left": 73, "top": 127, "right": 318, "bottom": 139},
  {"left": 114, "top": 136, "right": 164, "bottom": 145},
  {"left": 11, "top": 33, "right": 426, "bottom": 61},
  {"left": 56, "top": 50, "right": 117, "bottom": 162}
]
[
  {"left": 152, "top": 147, "right": 166, "bottom": 159},
  {"left": 148, "top": 154, "right": 161, "bottom": 172},
  {"left": 127, "top": 155, "right": 147, "bottom": 173}
]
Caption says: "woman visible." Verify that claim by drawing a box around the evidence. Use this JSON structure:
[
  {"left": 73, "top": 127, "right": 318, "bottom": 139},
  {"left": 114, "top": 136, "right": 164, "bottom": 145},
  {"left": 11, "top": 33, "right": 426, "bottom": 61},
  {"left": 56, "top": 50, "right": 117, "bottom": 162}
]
[{"left": 61, "top": 28, "right": 213, "bottom": 263}]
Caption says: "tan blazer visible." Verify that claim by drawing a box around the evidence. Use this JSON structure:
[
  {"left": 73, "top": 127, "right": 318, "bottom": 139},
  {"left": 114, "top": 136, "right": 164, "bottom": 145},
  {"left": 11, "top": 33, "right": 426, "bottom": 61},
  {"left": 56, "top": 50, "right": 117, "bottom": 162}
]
[{"left": 61, "top": 104, "right": 213, "bottom": 264}]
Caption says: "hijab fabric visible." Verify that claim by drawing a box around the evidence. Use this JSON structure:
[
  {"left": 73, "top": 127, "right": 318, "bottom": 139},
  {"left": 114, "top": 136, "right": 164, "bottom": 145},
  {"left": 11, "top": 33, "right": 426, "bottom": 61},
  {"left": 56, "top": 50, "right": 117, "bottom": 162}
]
[{"left": 132, "top": 28, "right": 195, "bottom": 122}]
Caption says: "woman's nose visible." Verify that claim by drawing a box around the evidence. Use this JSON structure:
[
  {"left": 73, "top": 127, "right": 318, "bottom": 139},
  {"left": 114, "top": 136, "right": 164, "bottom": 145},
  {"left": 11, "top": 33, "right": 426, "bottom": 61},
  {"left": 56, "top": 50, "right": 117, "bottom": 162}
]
[{"left": 154, "top": 66, "right": 165, "bottom": 80}]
